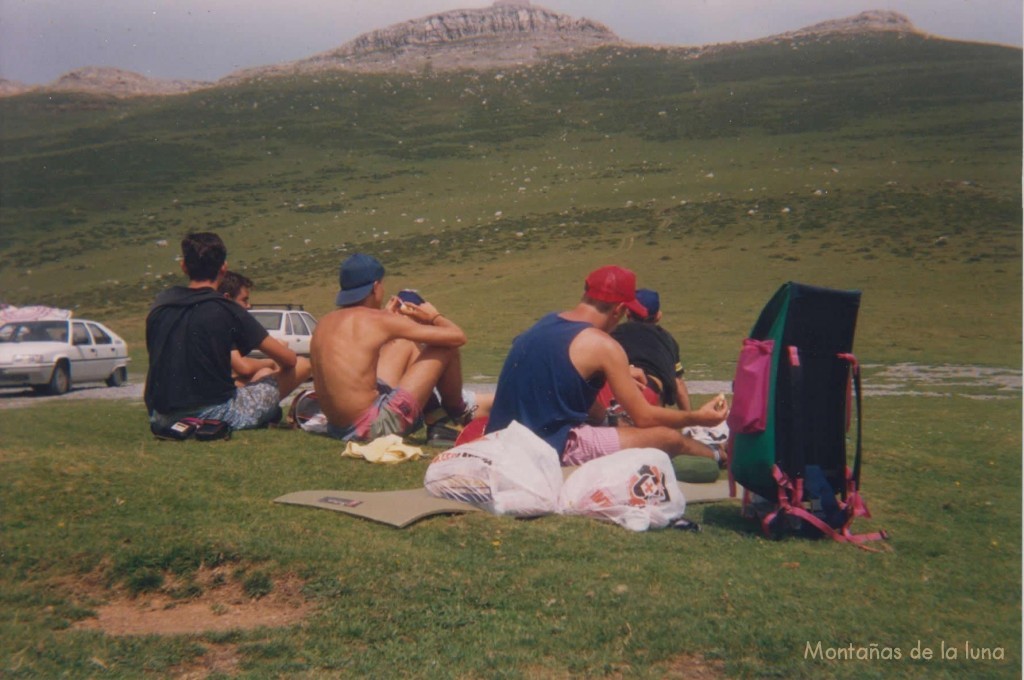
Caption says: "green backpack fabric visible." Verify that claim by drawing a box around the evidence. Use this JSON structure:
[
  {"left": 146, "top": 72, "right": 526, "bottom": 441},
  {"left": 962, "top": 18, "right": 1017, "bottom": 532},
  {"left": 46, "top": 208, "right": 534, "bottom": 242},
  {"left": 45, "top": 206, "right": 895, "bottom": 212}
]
[{"left": 727, "top": 282, "right": 886, "bottom": 547}]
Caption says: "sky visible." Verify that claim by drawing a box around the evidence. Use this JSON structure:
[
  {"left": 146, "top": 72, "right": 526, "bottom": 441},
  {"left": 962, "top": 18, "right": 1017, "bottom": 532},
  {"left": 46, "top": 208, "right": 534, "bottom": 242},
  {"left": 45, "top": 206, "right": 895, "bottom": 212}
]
[{"left": 1, "top": 0, "right": 1021, "bottom": 85}]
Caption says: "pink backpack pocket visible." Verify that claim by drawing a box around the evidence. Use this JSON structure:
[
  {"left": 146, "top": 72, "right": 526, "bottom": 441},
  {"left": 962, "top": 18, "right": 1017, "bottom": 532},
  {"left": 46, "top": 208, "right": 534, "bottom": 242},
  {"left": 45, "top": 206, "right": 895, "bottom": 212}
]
[{"left": 727, "top": 339, "right": 774, "bottom": 434}]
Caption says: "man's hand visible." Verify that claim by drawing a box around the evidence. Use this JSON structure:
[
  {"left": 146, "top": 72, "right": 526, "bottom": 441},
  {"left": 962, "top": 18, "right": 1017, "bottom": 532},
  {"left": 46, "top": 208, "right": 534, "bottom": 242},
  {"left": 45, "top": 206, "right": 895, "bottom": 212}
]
[
  {"left": 398, "top": 300, "right": 442, "bottom": 325},
  {"left": 628, "top": 365, "right": 647, "bottom": 388},
  {"left": 693, "top": 393, "right": 729, "bottom": 426}
]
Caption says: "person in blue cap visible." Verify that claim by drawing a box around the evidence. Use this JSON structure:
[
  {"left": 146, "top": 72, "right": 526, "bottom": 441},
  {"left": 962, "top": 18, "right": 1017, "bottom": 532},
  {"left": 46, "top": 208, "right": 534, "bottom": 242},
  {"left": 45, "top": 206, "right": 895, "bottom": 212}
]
[
  {"left": 610, "top": 288, "right": 691, "bottom": 411},
  {"left": 310, "top": 253, "right": 478, "bottom": 444}
]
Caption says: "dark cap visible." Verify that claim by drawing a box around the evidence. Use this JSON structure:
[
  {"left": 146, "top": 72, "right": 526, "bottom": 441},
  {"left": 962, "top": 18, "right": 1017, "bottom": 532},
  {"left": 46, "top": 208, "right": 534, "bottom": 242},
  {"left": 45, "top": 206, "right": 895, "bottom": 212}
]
[
  {"left": 336, "top": 253, "right": 385, "bottom": 306},
  {"left": 632, "top": 289, "right": 660, "bottom": 321}
]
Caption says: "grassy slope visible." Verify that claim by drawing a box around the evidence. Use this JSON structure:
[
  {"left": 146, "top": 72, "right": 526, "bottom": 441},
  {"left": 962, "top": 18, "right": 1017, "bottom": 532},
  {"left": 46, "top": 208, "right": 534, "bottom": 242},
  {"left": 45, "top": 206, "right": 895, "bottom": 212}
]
[{"left": 0, "top": 34, "right": 1020, "bottom": 374}]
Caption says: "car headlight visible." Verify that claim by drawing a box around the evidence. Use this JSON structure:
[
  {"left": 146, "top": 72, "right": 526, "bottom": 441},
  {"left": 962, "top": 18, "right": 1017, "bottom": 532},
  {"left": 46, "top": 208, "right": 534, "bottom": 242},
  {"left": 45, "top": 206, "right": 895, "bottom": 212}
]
[{"left": 12, "top": 354, "right": 45, "bottom": 364}]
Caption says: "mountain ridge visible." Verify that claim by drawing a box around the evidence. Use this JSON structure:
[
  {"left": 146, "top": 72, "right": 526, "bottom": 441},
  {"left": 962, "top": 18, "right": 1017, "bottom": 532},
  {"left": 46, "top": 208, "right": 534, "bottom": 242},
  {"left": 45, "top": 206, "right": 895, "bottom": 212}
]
[{"left": 1, "top": 5, "right": 936, "bottom": 98}]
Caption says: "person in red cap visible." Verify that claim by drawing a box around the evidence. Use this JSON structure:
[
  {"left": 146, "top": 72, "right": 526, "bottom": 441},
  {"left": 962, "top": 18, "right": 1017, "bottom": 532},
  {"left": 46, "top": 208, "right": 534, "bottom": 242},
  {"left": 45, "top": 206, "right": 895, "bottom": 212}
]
[{"left": 486, "top": 265, "right": 728, "bottom": 465}]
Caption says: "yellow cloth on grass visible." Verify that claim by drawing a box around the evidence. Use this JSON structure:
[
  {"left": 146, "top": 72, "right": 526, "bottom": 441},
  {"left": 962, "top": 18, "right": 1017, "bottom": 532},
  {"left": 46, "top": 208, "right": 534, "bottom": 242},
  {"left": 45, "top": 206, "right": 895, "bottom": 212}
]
[{"left": 342, "top": 435, "right": 424, "bottom": 464}]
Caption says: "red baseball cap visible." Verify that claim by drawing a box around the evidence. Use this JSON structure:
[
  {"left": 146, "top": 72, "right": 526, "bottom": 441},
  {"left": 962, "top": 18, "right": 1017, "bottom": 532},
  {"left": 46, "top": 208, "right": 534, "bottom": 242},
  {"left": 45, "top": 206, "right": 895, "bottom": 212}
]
[{"left": 584, "top": 265, "right": 648, "bottom": 318}]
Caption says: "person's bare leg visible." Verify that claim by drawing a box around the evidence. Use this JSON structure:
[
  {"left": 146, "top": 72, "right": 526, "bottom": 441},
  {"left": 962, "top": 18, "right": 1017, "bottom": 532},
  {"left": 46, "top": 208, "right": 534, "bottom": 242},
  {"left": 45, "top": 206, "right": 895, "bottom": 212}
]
[
  {"left": 377, "top": 339, "right": 420, "bottom": 388},
  {"left": 389, "top": 345, "right": 462, "bottom": 411},
  {"left": 616, "top": 425, "right": 718, "bottom": 459},
  {"left": 432, "top": 345, "right": 470, "bottom": 417},
  {"left": 473, "top": 393, "right": 494, "bottom": 418},
  {"left": 272, "top": 356, "right": 312, "bottom": 399}
]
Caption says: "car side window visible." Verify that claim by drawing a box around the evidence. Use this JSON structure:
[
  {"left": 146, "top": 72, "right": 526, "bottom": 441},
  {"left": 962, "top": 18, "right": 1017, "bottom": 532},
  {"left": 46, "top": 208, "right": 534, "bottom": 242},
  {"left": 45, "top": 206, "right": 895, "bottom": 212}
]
[
  {"left": 88, "top": 324, "right": 112, "bottom": 344},
  {"left": 301, "top": 313, "right": 317, "bottom": 333},
  {"left": 283, "top": 314, "right": 293, "bottom": 335},
  {"left": 291, "top": 313, "right": 310, "bottom": 336},
  {"left": 72, "top": 323, "right": 92, "bottom": 346}
]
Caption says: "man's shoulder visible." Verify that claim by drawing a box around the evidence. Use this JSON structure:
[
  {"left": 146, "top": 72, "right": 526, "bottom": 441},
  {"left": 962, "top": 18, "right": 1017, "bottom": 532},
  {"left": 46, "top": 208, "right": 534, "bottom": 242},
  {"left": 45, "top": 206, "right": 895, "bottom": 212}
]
[
  {"left": 572, "top": 324, "right": 619, "bottom": 352},
  {"left": 316, "top": 306, "right": 387, "bottom": 335}
]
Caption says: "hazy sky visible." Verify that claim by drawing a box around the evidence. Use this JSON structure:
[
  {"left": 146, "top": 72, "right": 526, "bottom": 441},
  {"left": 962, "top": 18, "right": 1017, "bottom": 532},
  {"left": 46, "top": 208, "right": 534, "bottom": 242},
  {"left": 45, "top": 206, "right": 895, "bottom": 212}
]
[{"left": 1, "top": 0, "right": 1020, "bottom": 85}]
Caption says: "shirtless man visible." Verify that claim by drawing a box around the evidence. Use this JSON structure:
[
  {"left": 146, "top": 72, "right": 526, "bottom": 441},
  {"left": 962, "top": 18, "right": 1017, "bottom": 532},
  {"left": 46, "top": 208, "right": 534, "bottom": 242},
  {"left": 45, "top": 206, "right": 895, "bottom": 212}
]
[
  {"left": 310, "top": 253, "right": 476, "bottom": 443},
  {"left": 486, "top": 265, "right": 729, "bottom": 466}
]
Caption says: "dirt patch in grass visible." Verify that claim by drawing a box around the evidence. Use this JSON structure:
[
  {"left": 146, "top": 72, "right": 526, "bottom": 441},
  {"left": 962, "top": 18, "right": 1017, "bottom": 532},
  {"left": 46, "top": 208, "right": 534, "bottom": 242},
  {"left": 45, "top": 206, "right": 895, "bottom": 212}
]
[
  {"left": 661, "top": 653, "right": 728, "bottom": 679},
  {"left": 69, "top": 568, "right": 313, "bottom": 636},
  {"left": 172, "top": 643, "right": 243, "bottom": 679}
]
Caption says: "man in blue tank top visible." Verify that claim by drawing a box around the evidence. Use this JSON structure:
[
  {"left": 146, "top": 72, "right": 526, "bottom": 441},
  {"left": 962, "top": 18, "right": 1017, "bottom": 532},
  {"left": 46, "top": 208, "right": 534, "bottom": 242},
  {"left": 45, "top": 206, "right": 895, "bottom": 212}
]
[{"left": 486, "top": 266, "right": 729, "bottom": 466}]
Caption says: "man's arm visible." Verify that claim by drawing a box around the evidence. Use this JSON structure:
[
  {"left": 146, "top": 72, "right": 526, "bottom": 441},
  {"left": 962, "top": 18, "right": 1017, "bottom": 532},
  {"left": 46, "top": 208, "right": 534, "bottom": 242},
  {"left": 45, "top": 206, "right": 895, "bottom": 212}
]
[
  {"left": 675, "top": 376, "right": 692, "bottom": 411},
  {"left": 387, "top": 300, "right": 467, "bottom": 347},
  {"left": 591, "top": 333, "right": 727, "bottom": 429},
  {"left": 231, "top": 349, "right": 277, "bottom": 380},
  {"left": 255, "top": 335, "right": 299, "bottom": 369}
]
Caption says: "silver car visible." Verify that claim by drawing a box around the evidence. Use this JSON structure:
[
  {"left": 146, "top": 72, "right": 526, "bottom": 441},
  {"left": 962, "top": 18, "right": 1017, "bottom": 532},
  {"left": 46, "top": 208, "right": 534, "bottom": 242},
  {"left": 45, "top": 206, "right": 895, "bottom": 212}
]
[
  {"left": 0, "top": 319, "right": 130, "bottom": 394},
  {"left": 248, "top": 305, "right": 318, "bottom": 357}
]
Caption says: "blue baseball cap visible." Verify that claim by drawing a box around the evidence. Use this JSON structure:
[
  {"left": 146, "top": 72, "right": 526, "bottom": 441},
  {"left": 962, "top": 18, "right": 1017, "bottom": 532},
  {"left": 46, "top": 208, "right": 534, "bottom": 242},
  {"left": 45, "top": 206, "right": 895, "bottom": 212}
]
[
  {"left": 336, "top": 253, "right": 385, "bottom": 306},
  {"left": 633, "top": 289, "right": 660, "bottom": 321}
]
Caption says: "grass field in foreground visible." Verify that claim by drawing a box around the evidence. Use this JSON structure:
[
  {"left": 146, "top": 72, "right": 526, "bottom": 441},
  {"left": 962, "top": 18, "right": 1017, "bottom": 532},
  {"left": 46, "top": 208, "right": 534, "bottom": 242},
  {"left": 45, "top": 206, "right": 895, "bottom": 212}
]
[{"left": 0, "top": 391, "right": 1019, "bottom": 678}]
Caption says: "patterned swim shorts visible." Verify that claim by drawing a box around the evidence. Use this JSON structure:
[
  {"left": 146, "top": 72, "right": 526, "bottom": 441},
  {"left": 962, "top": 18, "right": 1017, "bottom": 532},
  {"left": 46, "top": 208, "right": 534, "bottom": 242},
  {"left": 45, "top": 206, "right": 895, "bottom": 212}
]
[
  {"left": 327, "top": 381, "right": 423, "bottom": 443},
  {"left": 151, "top": 378, "right": 281, "bottom": 431}
]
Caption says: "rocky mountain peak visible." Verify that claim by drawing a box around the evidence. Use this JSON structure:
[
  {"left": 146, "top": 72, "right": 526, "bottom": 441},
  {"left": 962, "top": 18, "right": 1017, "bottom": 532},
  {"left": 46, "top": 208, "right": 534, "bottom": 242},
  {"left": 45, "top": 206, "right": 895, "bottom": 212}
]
[
  {"left": 46, "top": 67, "right": 210, "bottom": 98},
  {"left": 770, "top": 10, "right": 919, "bottom": 40},
  {"left": 290, "top": 1, "right": 621, "bottom": 74}
]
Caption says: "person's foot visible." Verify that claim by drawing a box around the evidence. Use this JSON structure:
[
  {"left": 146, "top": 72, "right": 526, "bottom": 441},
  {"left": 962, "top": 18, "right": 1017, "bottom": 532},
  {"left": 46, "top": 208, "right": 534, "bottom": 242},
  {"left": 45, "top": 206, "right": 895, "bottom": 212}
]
[{"left": 426, "top": 419, "right": 464, "bottom": 448}]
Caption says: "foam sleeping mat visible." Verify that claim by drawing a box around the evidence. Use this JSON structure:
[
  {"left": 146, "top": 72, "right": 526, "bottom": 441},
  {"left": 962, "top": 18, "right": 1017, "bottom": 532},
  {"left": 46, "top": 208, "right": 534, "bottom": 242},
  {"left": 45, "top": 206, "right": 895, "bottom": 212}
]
[{"left": 274, "top": 478, "right": 738, "bottom": 528}]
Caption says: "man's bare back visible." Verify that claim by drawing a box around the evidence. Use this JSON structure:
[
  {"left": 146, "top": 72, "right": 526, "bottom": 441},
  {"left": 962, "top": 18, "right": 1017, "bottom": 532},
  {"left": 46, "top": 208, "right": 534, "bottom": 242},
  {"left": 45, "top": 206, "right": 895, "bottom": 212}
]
[
  {"left": 310, "top": 306, "right": 395, "bottom": 426},
  {"left": 310, "top": 296, "right": 468, "bottom": 428}
]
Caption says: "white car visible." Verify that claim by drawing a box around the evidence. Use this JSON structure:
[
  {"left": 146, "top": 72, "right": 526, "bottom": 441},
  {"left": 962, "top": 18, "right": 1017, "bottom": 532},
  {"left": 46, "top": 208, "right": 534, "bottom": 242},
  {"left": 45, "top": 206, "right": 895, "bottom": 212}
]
[
  {"left": 0, "top": 318, "right": 130, "bottom": 395},
  {"left": 248, "top": 305, "right": 318, "bottom": 357}
]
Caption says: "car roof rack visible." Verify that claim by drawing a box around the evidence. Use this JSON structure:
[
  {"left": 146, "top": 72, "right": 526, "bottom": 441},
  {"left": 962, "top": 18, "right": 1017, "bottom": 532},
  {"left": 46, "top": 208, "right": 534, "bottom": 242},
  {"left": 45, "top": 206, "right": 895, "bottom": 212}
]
[{"left": 250, "top": 303, "right": 305, "bottom": 311}]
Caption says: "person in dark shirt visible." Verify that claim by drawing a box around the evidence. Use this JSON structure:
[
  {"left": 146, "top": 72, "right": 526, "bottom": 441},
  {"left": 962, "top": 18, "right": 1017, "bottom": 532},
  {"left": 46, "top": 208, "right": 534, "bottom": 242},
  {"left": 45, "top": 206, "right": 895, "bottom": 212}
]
[
  {"left": 486, "top": 266, "right": 728, "bottom": 466},
  {"left": 218, "top": 271, "right": 279, "bottom": 386},
  {"left": 145, "top": 233, "right": 311, "bottom": 430},
  {"left": 610, "top": 288, "right": 691, "bottom": 411}
]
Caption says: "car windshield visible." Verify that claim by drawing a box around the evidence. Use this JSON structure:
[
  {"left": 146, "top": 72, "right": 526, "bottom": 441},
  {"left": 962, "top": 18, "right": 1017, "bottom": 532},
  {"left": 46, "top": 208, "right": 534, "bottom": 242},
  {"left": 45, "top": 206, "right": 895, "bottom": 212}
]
[
  {"left": 250, "top": 311, "right": 283, "bottom": 331},
  {"left": 0, "top": 320, "right": 68, "bottom": 343}
]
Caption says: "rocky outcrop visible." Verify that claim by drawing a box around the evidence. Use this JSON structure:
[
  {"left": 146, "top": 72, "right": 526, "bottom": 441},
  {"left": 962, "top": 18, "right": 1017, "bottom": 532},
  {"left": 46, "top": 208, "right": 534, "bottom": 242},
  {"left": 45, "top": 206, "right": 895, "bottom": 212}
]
[
  {"left": 766, "top": 10, "right": 919, "bottom": 41},
  {"left": 0, "top": 8, "right": 941, "bottom": 98},
  {"left": 0, "top": 79, "right": 35, "bottom": 97},
  {"left": 44, "top": 67, "right": 211, "bottom": 98},
  {"left": 224, "top": 1, "right": 621, "bottom": 80}
]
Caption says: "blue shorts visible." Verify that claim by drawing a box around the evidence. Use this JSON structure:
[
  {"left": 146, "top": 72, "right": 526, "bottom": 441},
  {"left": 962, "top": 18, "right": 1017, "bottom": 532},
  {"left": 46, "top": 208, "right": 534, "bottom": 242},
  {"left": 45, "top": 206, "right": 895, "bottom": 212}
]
[{"left": 151, "top": 378, "right": 281, "bottom": 431}]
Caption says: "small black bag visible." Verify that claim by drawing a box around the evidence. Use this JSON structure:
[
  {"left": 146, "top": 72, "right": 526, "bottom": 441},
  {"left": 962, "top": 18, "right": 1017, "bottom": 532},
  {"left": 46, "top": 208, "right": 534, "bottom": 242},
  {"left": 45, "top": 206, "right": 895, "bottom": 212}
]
[
  {"left": 193, "top": 419, "right": 231, "bottom": 441},
  {"left": 152, "top": 417, "right": 231, "bottom": 441}
]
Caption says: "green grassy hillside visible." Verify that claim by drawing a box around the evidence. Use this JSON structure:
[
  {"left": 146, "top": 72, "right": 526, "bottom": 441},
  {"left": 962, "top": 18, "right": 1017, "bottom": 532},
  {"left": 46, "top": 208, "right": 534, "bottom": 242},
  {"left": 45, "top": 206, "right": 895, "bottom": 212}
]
[{"left": 1, "top": 34, "right": 1020, "bottom": 375}]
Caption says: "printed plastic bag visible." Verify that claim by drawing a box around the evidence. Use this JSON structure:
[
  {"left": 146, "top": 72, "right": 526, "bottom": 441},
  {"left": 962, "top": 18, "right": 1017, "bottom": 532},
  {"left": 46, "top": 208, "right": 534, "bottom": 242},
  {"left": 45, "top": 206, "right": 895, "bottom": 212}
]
[
  {"left": 424, "top": 420, "right": 563, "bottom": 517},
  {"left": 558, "top": 448, "right": 686, "bottom": 531}
]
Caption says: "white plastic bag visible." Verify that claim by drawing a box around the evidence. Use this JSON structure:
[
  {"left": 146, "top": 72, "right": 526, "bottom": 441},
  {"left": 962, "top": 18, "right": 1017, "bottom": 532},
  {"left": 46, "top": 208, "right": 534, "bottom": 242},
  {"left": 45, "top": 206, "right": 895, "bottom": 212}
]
[
  {"left": 558, "top": 448, "right": 687, "bottom": 531},
  {"left": 423, "top": 420, "right": 563, "bottom": 517}
]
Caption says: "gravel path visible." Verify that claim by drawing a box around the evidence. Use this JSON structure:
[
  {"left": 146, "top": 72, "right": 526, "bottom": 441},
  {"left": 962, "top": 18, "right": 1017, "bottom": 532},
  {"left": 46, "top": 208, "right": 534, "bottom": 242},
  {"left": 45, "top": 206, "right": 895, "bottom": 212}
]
[{"left": 1, "top": 364, "right": 1018, "bottom": 412}]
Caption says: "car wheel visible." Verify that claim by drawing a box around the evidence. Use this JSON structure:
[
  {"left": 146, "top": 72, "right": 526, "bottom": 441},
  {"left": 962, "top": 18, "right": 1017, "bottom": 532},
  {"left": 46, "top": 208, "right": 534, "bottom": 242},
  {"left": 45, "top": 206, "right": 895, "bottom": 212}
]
[
  {"left": 105, "top": 366, "right": 128, "bottom": 387},
  {"left": 46, "top": 361, "right": 71, "bottom": 395}
]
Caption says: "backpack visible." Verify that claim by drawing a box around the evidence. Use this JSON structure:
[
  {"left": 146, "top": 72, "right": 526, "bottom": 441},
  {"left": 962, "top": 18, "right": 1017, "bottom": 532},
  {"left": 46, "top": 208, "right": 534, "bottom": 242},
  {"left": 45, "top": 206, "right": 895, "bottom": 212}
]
[{"left": 726, "top": 282, "right": 887, "bottom": 548}]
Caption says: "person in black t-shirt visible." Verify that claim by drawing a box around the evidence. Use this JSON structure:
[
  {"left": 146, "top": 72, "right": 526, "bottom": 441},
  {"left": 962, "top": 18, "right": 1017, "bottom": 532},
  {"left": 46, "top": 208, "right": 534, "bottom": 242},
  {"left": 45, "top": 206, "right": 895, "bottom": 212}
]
[
  {"left": 145, "top": 233, "right": 311, "bottom": 431},
  {"left": 218, "top": 271, "right": 279, "bottom": 386},
  {"left": 610, "top": 288, "right": 691, "bottom": 410}
]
